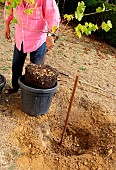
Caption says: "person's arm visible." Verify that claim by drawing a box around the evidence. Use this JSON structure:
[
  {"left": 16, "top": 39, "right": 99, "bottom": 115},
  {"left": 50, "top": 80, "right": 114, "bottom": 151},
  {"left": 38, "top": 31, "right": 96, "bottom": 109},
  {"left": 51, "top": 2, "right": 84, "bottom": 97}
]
[
  {"left": 43, "top": 0, "right": 60, "bottom": 49},
  {"left": 4, "top": 20, "right": 11, "bottom": 39},
  {"left": 46, "top": 33, "right": 55, "bottom": 49},
  {"left": 4, "top": 2, "right": 13, "bottom": 39}
]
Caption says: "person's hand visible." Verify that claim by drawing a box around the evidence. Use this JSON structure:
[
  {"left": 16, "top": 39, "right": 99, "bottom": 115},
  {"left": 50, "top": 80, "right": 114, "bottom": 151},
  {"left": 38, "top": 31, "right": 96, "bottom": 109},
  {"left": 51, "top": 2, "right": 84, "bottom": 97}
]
[
  {"left": 4, "top": 23, "right": 11, "bottom": 39},
  {"left": 46, "top": 35, "right": 55, "bottom": 50}
]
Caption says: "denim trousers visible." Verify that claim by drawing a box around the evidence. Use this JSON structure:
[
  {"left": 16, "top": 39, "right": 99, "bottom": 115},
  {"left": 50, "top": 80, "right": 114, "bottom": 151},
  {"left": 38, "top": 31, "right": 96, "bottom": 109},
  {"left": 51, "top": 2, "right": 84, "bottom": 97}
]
[{"left": 12, "top": 42, "right": 46, "bottom": 90}]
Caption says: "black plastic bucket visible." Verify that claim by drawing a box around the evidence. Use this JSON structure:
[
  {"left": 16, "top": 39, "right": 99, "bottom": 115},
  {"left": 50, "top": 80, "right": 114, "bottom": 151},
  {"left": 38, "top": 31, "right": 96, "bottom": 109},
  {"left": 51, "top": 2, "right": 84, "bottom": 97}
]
[
  {"left": 0, "top": 74, "right": 6, "bottom": 94},
  {"left": 18, "top": 75, "right": 58, "bottom": 116}
]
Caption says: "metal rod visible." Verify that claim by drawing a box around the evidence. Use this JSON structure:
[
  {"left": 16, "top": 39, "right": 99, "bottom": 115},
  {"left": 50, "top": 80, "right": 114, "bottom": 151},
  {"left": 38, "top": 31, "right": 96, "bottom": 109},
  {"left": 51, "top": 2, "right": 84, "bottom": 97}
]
[{"left": 59, "top": 75, "right": 79, "bottom": 146}]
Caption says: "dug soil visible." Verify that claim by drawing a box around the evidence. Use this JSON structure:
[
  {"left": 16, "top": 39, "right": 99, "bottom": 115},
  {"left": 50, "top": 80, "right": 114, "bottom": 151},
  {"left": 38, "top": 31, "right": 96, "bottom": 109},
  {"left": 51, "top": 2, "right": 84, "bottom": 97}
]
[{"left": 0, "top": 4, "right": 116, "bottom": 170}]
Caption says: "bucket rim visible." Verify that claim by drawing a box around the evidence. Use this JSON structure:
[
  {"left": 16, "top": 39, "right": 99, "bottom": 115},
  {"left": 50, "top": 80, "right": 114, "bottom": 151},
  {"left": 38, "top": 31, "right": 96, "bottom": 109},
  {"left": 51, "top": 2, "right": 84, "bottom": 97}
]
[
  {"left": 0, "top": 74, "right": 6, "bottom": 87},
  {"left": 18, "top": 75, "right": 58, "bottom": 93}
]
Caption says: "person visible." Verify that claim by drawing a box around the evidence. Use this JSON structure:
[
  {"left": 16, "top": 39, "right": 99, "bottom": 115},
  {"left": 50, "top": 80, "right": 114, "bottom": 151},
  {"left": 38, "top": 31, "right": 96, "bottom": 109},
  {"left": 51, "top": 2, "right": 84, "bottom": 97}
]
[{"left": 4, "top": 0, "right": 60, "bottom": 94}]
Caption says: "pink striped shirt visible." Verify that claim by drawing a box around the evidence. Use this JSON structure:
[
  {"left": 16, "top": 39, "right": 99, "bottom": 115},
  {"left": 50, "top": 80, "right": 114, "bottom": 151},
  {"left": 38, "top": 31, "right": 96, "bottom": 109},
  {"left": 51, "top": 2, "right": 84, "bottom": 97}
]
[{"left": 4, "top": 0, "right": 60, "bottom": 53}]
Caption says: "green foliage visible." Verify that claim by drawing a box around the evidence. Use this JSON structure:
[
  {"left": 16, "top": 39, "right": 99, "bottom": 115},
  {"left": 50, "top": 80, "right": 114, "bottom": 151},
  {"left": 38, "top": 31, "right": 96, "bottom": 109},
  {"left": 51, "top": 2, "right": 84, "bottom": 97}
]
[
  {"left": 96, "top": 4, "right": 105, "bottom": 12},
  {"left": 64, "top": 1, "right": 112, "bottom": 38},
  {"left": 59, "top": 0, "right": 115, "bottom": 46},
  {"left": 0, "top": 0, "right": 6, "bottom": 3},
  {"left": 30, "top": 0, "right": 34, "bottom": 4},
  {"left": 97, "top": 10, "right": 116, "bottom": 47},
  {"left": 24, "top": 8, "right": 34, "bottom": 15},
  {"left": 2, "top": 0, "right": 21, "bottom": 17},
  {"left": 101, "top": 20, "right": 112, "bottom": 32},
  {"left": 52, "top": 25, "right": 58, "bottom": 32},
  {"left": 75, "top": 1, "right": 86, "bottom": 21},
  {"left": 81, "top": 1, "right": 116, "bottom": 47},
  {"left": 75, "top": 22, "right": 98, "bottom": 38},
  {"left": 64, "top": 14, "right": 74, "bottom": 21},
  {"left": 12, "top": 18, "right": 18, "bottom": 24},
  {"left": 9, "top": 0, "right": 21, "bottom": 8},
  {"left": 79, "top": 66, "right": 87, "bottom": 70}
]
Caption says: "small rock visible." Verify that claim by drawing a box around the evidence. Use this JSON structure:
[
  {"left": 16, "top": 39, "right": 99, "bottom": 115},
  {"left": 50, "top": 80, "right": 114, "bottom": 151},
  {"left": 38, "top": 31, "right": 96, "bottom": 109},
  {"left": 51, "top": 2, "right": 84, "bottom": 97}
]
[{"left": 108, "top": 149, "right": 113, "bottom": 155}]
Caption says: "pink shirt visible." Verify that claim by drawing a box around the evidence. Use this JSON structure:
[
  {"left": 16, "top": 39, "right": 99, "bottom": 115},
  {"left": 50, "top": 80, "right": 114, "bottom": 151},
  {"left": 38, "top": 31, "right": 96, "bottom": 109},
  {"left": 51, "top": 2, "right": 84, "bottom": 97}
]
[{"left": 4, "top": 0, "right": 60, "bottom": 53}]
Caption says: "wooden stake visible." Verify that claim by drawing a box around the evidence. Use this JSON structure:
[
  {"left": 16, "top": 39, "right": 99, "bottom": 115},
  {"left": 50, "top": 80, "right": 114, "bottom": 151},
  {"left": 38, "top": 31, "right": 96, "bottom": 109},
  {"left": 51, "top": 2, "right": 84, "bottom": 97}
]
[{"left": 59, "top": 75, "right": 79, "bottom": 146}]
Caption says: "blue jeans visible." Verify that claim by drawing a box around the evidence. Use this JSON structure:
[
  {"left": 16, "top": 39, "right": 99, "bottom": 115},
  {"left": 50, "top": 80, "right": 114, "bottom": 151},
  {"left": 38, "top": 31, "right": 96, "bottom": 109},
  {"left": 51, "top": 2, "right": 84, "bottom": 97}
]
[{"left": 12, "top": 42, "right": 46, "bottom": 89}]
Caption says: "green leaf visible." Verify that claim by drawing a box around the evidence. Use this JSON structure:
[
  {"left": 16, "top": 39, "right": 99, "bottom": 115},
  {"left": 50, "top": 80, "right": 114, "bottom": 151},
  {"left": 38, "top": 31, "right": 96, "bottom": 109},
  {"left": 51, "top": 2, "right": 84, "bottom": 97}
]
[
  {"left": 82, "top": 25, "right": 87, "bottom": 33},
  {"left": 79, "top": 66, "right": 87, "bottom": 71},
  {"left": 85, "top": 22, "right": 89, "bottom": 27},
  {"left": 101, "top": 22, "right": 106, "bottom": 30},
  {"left": 75, "top": 11, "right": 83, "bottom": 21},
  {"left": 95, "top": 24, "right": 98, "bottom": 30},
  {"left": 30, "top": 0, "right": 35, "bottom": 4},
  {"left": 77, "top": 24, "right": 83, "bottom": 30},
  {"left": 64, "top": 14, "right": 74, "bottom": 21},
  {"left": 96, "top": 7, "right": 102, "bottom": 13},
  {"left": 89, "top": 22, "right": 93, "bottom": 28},
  {"left": 52, "top": 25, "right": 58, "bottom": 33},
  {"left": 64, "top": 14, "right": 68, "bottom": 19},
  {"left": 24, "top": 9, "right": 34, "bottom": 15},
  {"left": 12, "top": 18, "right": 18, "bottom": 24},
  {"left": 6, "top": 9, "right": 11, "bottom": 16},
  {"left": 15, "top": 0, "right": 21, "bottom": 4},
  {"left": 75, "top": 1, "right": 85, "bottom": 21},
  {"left": 75, "top": 26, "right": 79, "bottom": 32},
  {"left": 101, "top": 21, "right": 111, "bottom": 32},
  {"left": 12, "top": 1, "right": 17, "bottom": 8},
  {"left": 84, "top": 29, "right": 90, "bottom": 36},
  {"left": 6, "top": 5, "right": 12, "bottom": 10},
  {"left": 102, "top": 4, "right": 105, "bottom": 11},
  {"left": 107, "top": 20, "right": 112, "bottom": 28},
  {"left": 92, "top": 24, "right": 98, "bottom": 32},
  {"left": 75, "top": 24, "right": 83, "bottom": 34},
  {"left": 76, "top": 30, "right": 81, "bottom": 38},
  {"left": 77, "top": 1, "right": 86, "bottom": 13},
  {"left": 0, "top": 0, "right": 6, "bottom": 3},
  {"left": 96, "top": 4, "right": 105, "bottom": 13}
]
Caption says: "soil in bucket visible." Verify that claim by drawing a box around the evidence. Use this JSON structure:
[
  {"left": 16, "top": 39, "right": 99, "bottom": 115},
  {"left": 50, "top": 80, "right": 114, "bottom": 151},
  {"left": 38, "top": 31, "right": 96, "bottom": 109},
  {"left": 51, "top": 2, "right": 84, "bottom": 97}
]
[{"left": 25, "top": 63, "right": 59, "bottom": 89}]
